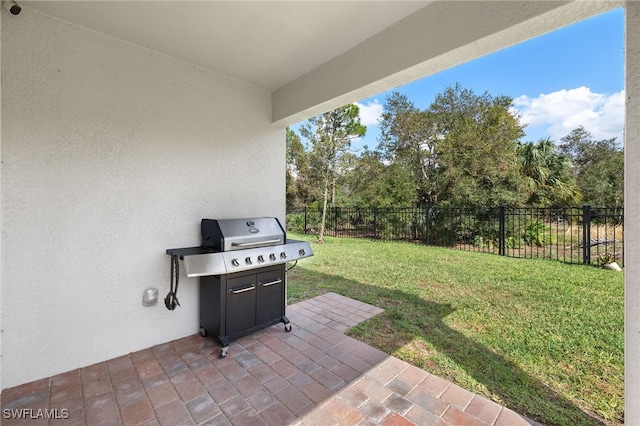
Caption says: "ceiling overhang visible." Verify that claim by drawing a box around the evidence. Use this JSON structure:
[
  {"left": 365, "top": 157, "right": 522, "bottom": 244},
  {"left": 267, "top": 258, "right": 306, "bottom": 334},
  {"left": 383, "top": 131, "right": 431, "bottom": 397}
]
[
  {"left": 19, "top": 1, "right": 624, "bottom": 126},
  {"left": 21, "top": 1, "right": 430, "bottom": 92}
]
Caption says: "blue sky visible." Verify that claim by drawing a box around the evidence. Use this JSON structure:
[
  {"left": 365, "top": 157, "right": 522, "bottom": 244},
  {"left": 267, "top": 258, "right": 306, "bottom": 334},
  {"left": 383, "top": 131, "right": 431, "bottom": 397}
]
[{"left": 296, "top": 7, "right": 625, "bottom": 153}]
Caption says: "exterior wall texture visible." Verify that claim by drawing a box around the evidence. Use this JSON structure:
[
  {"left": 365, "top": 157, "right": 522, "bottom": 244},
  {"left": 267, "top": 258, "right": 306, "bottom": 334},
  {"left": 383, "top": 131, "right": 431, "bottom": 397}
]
[
  {"left": 0, "top": 10, "right": 283, "bottom": 389},
  {"left": 625, "top": 1, "right": 640, "bottom": 422}
]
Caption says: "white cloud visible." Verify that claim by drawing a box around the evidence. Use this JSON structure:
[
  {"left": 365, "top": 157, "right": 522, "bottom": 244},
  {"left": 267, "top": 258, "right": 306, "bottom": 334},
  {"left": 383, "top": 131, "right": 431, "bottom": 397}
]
[
  {"left": 355, "top": 99, "right": 383, "bottom": 127},
  {"left": 512, "top": 87, "right": 625, "bottom": 142}
]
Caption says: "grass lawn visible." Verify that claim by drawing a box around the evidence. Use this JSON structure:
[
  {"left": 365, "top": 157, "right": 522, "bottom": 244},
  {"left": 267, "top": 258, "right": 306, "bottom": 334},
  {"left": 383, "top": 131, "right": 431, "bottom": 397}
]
[{"left": 286, "top": 232, "right": 623, "bottom": 425}]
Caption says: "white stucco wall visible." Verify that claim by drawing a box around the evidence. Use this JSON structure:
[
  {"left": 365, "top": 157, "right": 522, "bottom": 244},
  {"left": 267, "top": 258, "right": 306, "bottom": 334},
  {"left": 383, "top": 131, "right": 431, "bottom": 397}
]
[
  {"left": 625, "top": 1, "right": 640, "bottom": 422},
  {"left": 0, "top": 7, "right": 4, "bottom": 392},
  {"left": 0, "top": 10, "right": 284, "bottom": 389}
]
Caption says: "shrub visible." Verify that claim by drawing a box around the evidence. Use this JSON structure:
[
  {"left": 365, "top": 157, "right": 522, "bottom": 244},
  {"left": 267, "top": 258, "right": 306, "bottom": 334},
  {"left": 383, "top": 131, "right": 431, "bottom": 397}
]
[
  {"left": 522, "top": 221, "right": 553, "bottom": 246},
  {"left": 506, "top": 236, "right": 523, "bottom": 249},
  {"left": 286, "top": 212, "right": 305, "bottom": 232},
  {"left": 473, "top": 235, "right": 485, "bottom": 248},
  {"left": 598, "top": 252, "right": 615, "bottom": 265}
]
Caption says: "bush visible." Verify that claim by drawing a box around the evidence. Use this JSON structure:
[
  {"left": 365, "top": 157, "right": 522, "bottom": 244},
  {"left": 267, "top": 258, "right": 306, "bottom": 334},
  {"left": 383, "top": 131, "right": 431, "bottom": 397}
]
[
  {"left": 473, "top": 235, "right": 485, "bottom": 248},
  {"left": 472, "top": 235, "right": 496, "bottom": 249},
  {"left": 286, "top": 212, "right": 306, "bottom": 233},
  {"left": 522, "top": 221, "right": 553, "bottom": 246},
  {"left": 506, "top": 236, "right": 523, "bottom": 249}
]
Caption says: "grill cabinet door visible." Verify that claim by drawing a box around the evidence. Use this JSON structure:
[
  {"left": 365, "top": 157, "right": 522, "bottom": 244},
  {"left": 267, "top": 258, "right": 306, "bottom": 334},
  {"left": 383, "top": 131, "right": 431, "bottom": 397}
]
[
  {"left": 256, "top": 266, "right": 285, "bottom": 325},
  {"left": 225, "top": 274, "right": 257, "bottom": 336}
]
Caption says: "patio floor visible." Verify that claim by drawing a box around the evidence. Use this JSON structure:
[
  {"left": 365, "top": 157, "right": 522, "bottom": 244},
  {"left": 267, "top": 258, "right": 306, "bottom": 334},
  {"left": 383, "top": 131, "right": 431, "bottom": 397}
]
[{"left": 1, "top": 292, "right": 540, "bottom": 425}]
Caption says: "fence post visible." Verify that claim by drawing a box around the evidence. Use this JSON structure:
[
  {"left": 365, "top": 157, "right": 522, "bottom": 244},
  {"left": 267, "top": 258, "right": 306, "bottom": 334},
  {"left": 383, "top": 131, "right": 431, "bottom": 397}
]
[
  {"left": 303, "top": 207, "right": 307, "bottom": 234},
  {"left": 424, "top": 206, "right": 430, "bottom": 246},
  {"left": 373, "top": 207, "right": 378, "bottom": 240},
  {"left": 583, "top": 205, "right": 591, "bottom": 264},
  {"left": 499, "top": 206, "right": 506, "bottom": 256}
]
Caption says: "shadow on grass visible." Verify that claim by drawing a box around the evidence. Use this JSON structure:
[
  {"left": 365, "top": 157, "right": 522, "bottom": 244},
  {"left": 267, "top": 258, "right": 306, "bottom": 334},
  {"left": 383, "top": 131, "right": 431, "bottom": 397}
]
[{"left": 288, "top": 267, "right": 611, "bottom": 426}]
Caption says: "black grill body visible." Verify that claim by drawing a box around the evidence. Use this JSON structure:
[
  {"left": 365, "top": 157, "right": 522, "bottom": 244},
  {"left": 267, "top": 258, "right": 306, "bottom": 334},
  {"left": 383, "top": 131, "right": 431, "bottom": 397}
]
[
  {"left": 167, "top": 217, "right": 308, "bottom": 358},
  {"left": 199, "top": 264, "right": 286, "bottom": 354}
]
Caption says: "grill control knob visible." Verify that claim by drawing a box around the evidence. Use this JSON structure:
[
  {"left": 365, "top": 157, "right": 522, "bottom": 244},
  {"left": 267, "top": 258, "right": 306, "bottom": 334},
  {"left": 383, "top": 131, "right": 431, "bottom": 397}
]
[
  {"left": 299, "top": 249, "right": 306, "bottom": 256},
  {"left": 231, "top": 259, "right": 240, "bottom": 267},
  {"left": 269, "top": 253, "right": 276, "bottom": 261},
  {"left": 245, "top": 257, "right": 252, "bottom": 265},
  {"left": 280, "top": 252, "right": 287, "bottom": 260},
  {"left": 257, "top": 255, "right": 265, "bottom": 263}
]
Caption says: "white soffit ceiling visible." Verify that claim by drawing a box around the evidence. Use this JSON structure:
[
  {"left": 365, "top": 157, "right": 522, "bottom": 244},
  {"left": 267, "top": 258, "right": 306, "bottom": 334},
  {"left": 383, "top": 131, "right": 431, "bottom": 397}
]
[{"left": 22, "top": 1, "right": 430, "bottom": 92}]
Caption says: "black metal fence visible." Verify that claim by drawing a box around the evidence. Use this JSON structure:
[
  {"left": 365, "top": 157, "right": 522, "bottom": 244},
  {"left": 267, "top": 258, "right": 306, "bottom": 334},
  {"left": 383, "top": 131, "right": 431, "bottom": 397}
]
[{"left": 286, "top": 206, "right": 624, "bottom": 266}]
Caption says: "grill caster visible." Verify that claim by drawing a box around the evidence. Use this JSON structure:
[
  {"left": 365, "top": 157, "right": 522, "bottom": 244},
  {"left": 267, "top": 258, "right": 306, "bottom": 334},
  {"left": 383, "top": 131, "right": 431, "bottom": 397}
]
[
  {"left": 220, "top": 346, "right": 229, "bottom": 358},
  {"left": 281, "top": 316, "right": 292, "bottom": 332},
  {"left": 199, "top": 327, "right": 208, "bottom": 337}
]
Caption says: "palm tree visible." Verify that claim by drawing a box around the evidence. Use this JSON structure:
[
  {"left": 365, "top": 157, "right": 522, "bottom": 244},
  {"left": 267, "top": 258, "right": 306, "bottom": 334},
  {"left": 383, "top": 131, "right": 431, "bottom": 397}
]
[{"left": 517, "top": 137, "right": 581, "bottom": 207}]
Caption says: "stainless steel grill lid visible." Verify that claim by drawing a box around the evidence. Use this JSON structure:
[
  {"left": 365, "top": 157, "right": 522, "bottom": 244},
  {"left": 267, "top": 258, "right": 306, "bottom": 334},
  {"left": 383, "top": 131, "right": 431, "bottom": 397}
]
[{"left": 201, "top": 217, "right": 286, "bottom": 252}]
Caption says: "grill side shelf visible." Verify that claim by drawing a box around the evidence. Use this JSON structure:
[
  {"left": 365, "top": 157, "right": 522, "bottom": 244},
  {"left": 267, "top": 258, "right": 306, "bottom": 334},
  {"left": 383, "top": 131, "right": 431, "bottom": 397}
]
[
  {"left": 166, "top": 246, "right": 218, "bottom": 258},
  {"left": 166, "top": 247, "right": 226, "bottom": 277}
]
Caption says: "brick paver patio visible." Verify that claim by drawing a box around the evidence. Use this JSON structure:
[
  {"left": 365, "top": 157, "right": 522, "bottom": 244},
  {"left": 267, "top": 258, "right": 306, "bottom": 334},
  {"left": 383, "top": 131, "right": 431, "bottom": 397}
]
[{"left": 1, "top": 292, "right": 540, "bottom": 425}]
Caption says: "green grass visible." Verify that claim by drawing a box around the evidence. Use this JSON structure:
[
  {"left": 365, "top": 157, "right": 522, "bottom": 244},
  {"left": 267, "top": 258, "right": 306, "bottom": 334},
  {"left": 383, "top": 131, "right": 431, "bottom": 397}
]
[{"left": 286, "top": 232, "right": 624, "bottom": 425}]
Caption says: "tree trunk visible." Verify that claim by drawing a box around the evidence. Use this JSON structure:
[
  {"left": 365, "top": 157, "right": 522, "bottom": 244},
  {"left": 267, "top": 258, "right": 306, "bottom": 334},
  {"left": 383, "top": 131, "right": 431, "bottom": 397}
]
[
  {"left": 331, "top": 178, "right": 336, "bottom": 204},
  {"left": 318, "top": 182, "right": 329, "bottom": 242}
]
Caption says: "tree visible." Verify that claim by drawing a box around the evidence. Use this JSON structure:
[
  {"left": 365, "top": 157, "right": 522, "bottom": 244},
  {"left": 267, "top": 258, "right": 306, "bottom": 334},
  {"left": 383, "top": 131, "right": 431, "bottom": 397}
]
[
  {"left": 429, "top": 84, "right": 525, "bottom": 208},
  {"left": 517, "top": 137, "right": 581, "bottom": 207},
  {"left": 377, "top": 92, "right": 437, "bottom": 204},
  {"left": 378, "top": 84, "right": 526, "bottom": 208},
  {"left": 559, "top": 126, "right": 623, "bottom": 207},
  {"left": 286, "top": 127, "right": 312, "bottom": 209},
  {"left": 346, "top": 149, "right": 417, "bottom": 207},
  {"left": 300, "top": 105, "right": 366, "bottom": 241}
]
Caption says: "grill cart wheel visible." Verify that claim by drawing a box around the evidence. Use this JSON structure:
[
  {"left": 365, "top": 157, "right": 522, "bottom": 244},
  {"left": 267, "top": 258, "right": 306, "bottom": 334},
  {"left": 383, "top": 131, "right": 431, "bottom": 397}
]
[
  {"left": 199, "top": 327, "right": 207, "bottom": 337},
  {"left": 220, "top": 347, "right": 229, "bottom": 358},
  {"left": 281, "top": 316, "right": 292, "bottom": 332}
]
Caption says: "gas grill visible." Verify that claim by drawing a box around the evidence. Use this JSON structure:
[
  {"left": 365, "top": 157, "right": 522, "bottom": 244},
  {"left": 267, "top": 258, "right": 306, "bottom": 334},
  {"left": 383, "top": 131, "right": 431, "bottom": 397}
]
[{"left": 166, "top": 217, "right": 313, "bottom": 357}]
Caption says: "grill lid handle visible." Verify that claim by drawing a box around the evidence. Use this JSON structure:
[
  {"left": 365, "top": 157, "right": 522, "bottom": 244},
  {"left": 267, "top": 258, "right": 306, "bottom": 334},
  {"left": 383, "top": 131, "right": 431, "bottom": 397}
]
[{"left": 231, "top": 239, "right": 282, "bottom": 248}]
